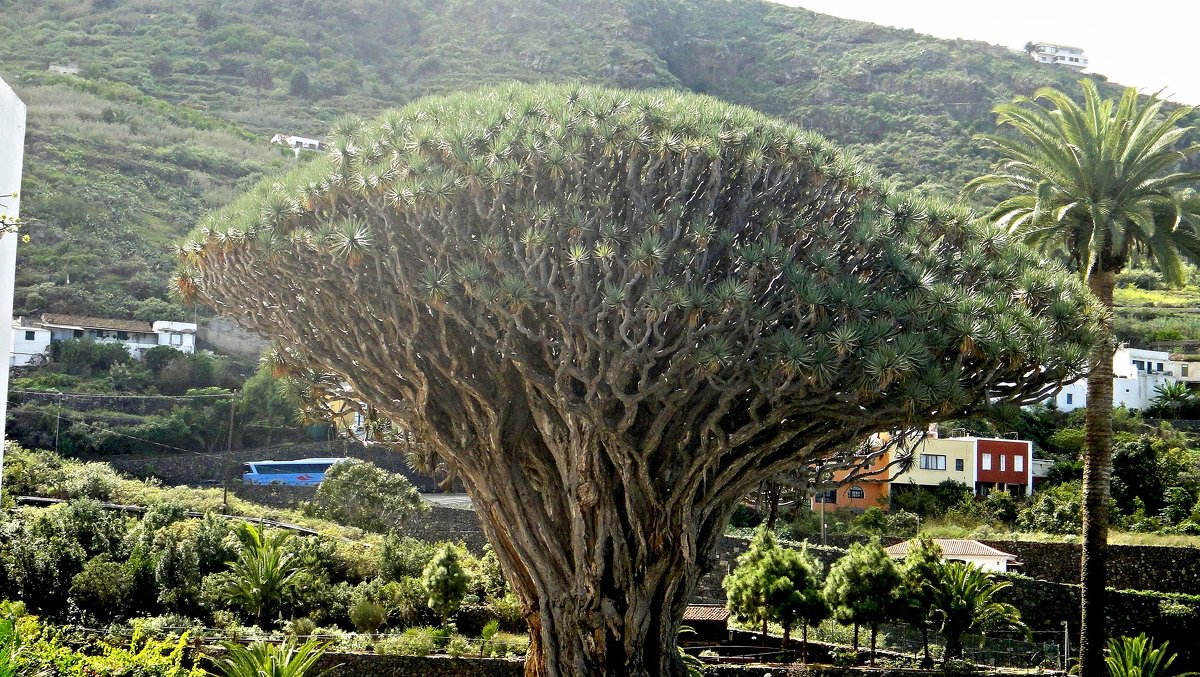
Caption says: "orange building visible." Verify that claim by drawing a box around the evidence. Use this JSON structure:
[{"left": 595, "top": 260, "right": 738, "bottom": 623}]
[{"left": 811, "top": 446, "right": 891, "bottom": 512}]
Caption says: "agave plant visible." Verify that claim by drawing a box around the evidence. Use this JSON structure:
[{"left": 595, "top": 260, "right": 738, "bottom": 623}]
[
  {"left": 213, "top": 638, "right": 330, "bottom": 677},
  {"left": 1105, "top": 634, "right": 1193, "bottom": 677}
]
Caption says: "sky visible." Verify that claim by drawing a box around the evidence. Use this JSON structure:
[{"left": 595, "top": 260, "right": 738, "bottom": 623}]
[{"left": 770, "top": 1, "right": 1200, "bottom": 106}]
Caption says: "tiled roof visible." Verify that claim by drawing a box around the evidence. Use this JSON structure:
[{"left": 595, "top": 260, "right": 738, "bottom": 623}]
[
  {"left": 40, "top": 313, "right": 154, "bottom": 333},
  {"left": 683, "top": 605, "right": 730, "bottom": 623},
  {"left": 885, "top": 538, "right": 1017, "bottom": 561}
]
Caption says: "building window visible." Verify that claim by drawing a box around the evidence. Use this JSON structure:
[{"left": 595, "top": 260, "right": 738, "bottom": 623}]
[
  {"left": 23, "top": 331, "right": 34, "bottom": 341},
  {"left": 955, "top": 458, "right": 964, "bottom": 472},
  {"left": 170, "top": 333, "right": 183, "bottom": 346},
  {"left": 919, "top": 454, "right": 947, "bottom": 471},
  {"left": 117, "top": 331, "right": 129, "bottom": 340},
  {"left": 1066, "top": 393, "right": 1073, "bottom": 405},
  {"left": 815, "top": 490, "right": 837, "bottom": 504},
  {"left": 982, "top": 453, "right": 992, "bottom": 471},
  {"left": 1000, "top": 455, "right": 1006, "bottom": 472},
  {"left": 1184, "top": 365, "right": 1190, "bottom": 378},
  {"left": 73, "top": 329, "right": 84, "bottom": 338},
  {"left": 1015, "top": 455, "right": 1024, "bottom": 472},
  {"left": 1157, "top": 362, "right": 1164, "bottom": 372},
  {"left": 847, "top": 486, "right": 865, "bottom": 499},
  {"left": 1133, "top": 360, "right": 1145, "bottom": 371}
]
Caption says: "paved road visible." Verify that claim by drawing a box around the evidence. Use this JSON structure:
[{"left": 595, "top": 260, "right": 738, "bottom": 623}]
[{"left": 420, "top": 493, "right": 474, "bottom": 511}]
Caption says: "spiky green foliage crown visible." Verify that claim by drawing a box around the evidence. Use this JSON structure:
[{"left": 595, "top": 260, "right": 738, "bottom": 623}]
[{"left": 179, "top": 83, "right": 1099, "bottom": 486}]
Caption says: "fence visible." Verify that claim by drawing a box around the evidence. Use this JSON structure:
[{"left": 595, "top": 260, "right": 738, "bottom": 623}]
[{"left": 799, "top": 620, "right": 1062, "bottom": 669}]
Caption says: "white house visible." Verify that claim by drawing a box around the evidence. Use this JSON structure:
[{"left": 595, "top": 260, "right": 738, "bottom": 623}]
[
  {"left": 10, "top": 319, "right": 50, "bottom": 367},
  {"left": 0, "top": 76, "right": 27, "bottom": 464},
  {"left": 1050, "top": 346, "right": 1175, "bottom": 411},
  {"left": 886, "top": 538, "right": 1020, "bottom": 573},
  {"left": 270, "top": 133, "right": 325, "bottom": 155},
  {"left": 47, "top": 62, "right": 80, "bottom": 76},
  {"left": 1030, "top": 43, "right": 1088, "bottom": 70},
  {"left": 26, "top": 313, "right": 197, "bottom": 360}
]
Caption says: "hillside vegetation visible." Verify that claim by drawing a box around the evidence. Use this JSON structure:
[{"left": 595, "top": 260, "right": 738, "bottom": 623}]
[{"left": 2, "top": 0, "right": 1198, "bottom": 322}]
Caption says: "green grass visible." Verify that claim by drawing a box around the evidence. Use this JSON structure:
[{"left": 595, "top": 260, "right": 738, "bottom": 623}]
[{"left": 1115, "top": 286, "right": 1200, "bottom": 308}]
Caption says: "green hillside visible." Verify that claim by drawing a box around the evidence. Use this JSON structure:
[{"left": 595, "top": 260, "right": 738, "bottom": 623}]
[{"left": 2, "top": 0, "right": 1198, "bottom": 324}]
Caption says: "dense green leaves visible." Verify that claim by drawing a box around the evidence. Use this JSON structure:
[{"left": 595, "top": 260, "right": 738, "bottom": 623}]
[
  {"left": 305, "top": 459, "right": 426, "bottom": 533},
  {"left": 929, "top": 562, "right": 1026, "bottom": 663}
]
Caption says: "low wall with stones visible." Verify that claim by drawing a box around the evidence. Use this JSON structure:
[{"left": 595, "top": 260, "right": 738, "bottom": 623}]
[
  {"left": 979, "top": 538, "right": 1200, "bottom": 596},
  {"left": 310, "top": 653, "right": 524, "bottom": 677},
  {"left": 86, "top": 439, "right": 447, "bottom": 492}
]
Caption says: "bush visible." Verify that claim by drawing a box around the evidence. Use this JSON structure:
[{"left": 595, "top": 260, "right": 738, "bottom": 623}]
[
  {"left": 1018, "top": 481, "right": 1082, "bottom": 534},
  {"left": 69, "top": 555, "right": 136, "bottom": 619},
  {"left": 305, "top": 459, "right": 425, "bottom": 532},
  {"left": 376, "top": 627, "right": 438, "bottom": 657},
  {"left": 377, "top": 536, "right": 437, "bottom": 582},
  {"left": 349, "top": 598, "right": 386, "bottom": 633},
  {"left": 50, "top": 339, "right": 132, "bottom": 376}
]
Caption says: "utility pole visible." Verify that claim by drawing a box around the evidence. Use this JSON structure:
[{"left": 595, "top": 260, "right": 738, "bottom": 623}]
[{"left": 223, "top": 393, "right": 236, "bottom": 514}]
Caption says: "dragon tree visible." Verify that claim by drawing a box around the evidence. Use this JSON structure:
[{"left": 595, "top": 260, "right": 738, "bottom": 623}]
[{"left": 179, "top": 84, "right": 1101, "bottom": 676}]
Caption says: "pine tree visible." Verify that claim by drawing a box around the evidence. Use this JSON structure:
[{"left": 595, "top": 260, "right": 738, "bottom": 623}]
[
  {"left": 421, "top": 544, "right": 469, "bottom": 624},
  {"left": 823, "top": 540, "right": 904, "bottom": 664}
]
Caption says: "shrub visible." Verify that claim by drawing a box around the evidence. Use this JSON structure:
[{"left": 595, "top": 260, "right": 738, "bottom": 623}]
[
  {"left": 376, "top": 627, "right": 438, "bottom": 657},
  {"left": 69, "top": 555, "right": 136, "bottom": 619},
  {"left": 211, "top": 638, "right": 327, "bottom": 677},
  {"left": 377, "top": 535, "right": 437, "bottom": 582},
  {"left": 349, "top": 598, "right": 386, "bottom": 634},
  {"left": 305, "top": 459, "right": 425, "bottom": 533}
]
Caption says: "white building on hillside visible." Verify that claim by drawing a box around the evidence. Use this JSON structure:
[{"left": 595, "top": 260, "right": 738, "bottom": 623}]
[
  {"left": 1030, "top": 43, "right": 1088, "bottom": 70},
  {"left": 13, "top": 314, "right": 197, "bottom": 362},
  {"left": 10, "top": 320, "right": 50, "bottom": 367},
  {"left": 270, "top": 133, "right": 325, "bottom": 155},
  {"left": 1050, "top": 346, "right": 1175, "bottom": 411}
]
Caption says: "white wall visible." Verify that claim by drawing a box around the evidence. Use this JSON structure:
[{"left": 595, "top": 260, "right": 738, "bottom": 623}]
[
  {"left": 0, "top": 77, "right": 27, "bottom": 468},
  {"left": 10, "top": 325, "right": 50, "bottom": 367},
  {"left": 1051, "top": 346, "right": 1176, "bottom": 412}
]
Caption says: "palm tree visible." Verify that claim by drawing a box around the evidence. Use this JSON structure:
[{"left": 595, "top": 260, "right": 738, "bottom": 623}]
[
  {"left": 929, "top": 562, "right": 1027, "bottom": 664},
  {"left": 217, "top": 523, "right": 303, "bottom": 628},
  {"left": 965, "top": 80, "right": 1200, "bottom": 677},
  {"left": 1105, "top": 634, "right": 1191, "bottom": 677},
  {"left": 1150, "top": 381, "right": 1195, "bottom": 419},
  {"left": 213, "top": 638, "right": 329, "bottom": 677}
]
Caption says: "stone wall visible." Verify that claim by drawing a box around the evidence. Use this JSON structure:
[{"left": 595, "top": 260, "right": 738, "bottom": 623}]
[
  {"left": 310, "top": 653, "right": 524, "bottom": 677},
  {"left": 999, "top": 576, "right": 1200, "bottom": 666},
  {"left": 398, "top": 505, "right": 490, "bottom": 553},
  {"left": 980, "top": 538, "right": 1200, "bottom": 596},
  {"left": 197, "top": 315, "right": 270, "bottom": 359},
  {"left": 86, "top": 439, "right": 446, "bottom": 491}
]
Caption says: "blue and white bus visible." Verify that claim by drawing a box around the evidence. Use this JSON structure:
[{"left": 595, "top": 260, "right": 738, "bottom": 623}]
[{"left": 241, "top": 457, "right": 346, "bottom": 486}]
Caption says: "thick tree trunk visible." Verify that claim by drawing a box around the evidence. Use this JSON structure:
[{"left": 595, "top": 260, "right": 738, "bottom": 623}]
[
  {"left": 944, "top": 629, "right": 963, "bottom": 663},
  {"left": 853, "top": 623, "right": 859, "bottom": 653},
  {"left": 1080, "top": 271, "right": 1115, "bottom": 677},
  {"left": 461, "top": 447, "right": 735, "bottom": 677},
  {"left": 782, "top": 623, "right": 791, "bottom": 650}
]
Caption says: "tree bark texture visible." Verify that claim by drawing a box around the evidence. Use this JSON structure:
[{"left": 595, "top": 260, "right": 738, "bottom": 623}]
[{"left": 1079, "top": 270, "right": 1115, "bottom": 677}]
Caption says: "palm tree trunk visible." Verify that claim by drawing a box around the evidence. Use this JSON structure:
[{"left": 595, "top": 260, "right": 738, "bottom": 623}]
[
  {"left": 1080, "top": 270, "right": 1115, "bottom": 677},
  {"left": 921, "top": 624, "right": 932, "bottom": 669}
]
